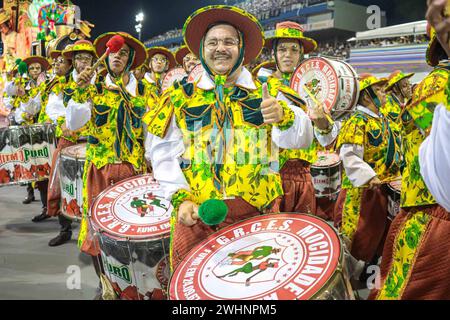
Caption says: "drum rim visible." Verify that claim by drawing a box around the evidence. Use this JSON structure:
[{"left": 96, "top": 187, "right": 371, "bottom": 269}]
[
  {"left": 89, "top": 173, "right": 172, "bottom": 241},
  {"left": 167, "top": 212, "right": 346, "bottom": 300}
]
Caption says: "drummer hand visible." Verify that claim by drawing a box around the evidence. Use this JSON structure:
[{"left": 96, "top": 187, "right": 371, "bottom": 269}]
[
  {"left": 178, "top": 201, "right": 199, "bottom": 227},
  {"left": 426, "top": 0, "right": 450, "bottom": 57},
  {"left": 261, "top": 83, "right": 284, "bottom": 124},
  {"left": 367, "top": 176, "right": 382, "bottom": 189},
  {"left": 309, "top": 102, "right": 333, "bottom": 131},
  {"left": 17, "top": 86, "right": 26, "bottom": 97},
  {"left": 77, "top": 66, "right": 94, "bottom": 88}
]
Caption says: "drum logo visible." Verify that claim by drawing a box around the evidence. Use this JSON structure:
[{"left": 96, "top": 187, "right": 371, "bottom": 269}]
[
  {"left": 0, "top": 149, "right": 25, "bottom": 164},
  {"left": 63, "top": 183, "right": 74, "bottom": 197},
  {"left": 0, "top": 146, "right": 48, "bottom": 164},
  {"left": 23, "top": 146, "right": 49, "bottom": 162},
  {"left": 105, "top": 261, "right": 132, "bottom": 284}
]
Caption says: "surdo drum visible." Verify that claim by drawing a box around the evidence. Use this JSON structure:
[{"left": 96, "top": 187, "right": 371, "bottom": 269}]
[
  {"left": 187, "top": 64, "right": 205, "bottom": 83},
  {"left": 169, "top": 213, "right": 354, "bottom": 300},
  {"left": 59, "top": 143, "right": 86, "bottom": 221},
  {"left": 291, "top": 57, "right": 359, "bottom": 120},
  {"left": 0, "top": 124, "right": 56, "bottom": 186},
  {"left": 310, "top": 151, "right": 342, "bottom": 200},
  {"left": 90, "top": 174, "right": 172, "bottom": 300},
  {"left": 161, "top": 67, "right": 187, "bottom": 92}
]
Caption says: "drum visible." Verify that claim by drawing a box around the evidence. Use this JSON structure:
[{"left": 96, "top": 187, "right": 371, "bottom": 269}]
[
  {"left": 291, "top": 57, "right": 359, "bottom": 120},
  {"left": 387, "top": 178, "right": 402, "bottom": 221},
  {"left": 311, "top": 151, "right": 342, "bottom": 199},
  {"left": 161, "top": 67, "right": 187, "bottom": 92},
  {"left": 187, "top": 64, "right": 204, "bottom": 83},
  {"left": 0, "top": 124, "right": 56, "bottom": 186},
  {"left": 169, "top": 213, "right": 354, "bottom": 300},
  {"left": 59, "top": 143, "right": 86, "bottom": 221},
  {"left": 90, "top": 174, "right": 173, "bottom": 300}
]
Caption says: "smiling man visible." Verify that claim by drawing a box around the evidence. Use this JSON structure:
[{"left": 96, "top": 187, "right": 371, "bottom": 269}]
[{"left": 144, "top": 6, "right": 314, "bottom": 271}]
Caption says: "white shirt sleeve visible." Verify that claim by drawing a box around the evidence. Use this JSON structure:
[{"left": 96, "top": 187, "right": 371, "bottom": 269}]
[
  {"left": 14, "top": 103, "right": 26, "bottom": 124},
  {"left": 66, "top": 98, "right": 92, "bottom": 131},
  {"left": 5, "top": 80, "right": 18, "bottom": 97},
  {"left": 419, "top": 104, "right": 450, "bottom": 212},
  {"left": 314, "top": 121, "right": 341, "bottom": 147},
  {"left": 145, "top": 115, "right": 190, "bottom": 200},
  {"left": 340, "top": 143, "right": 377, "bottom": 187},
  {"left": 3, "top": 96, "right": 14, "bottom": 111},
  {"left": 271, "top": 94, "right": 314, "bottom": 150},
  {"left": 46, "top": 92, "right": 66, "bottom": 123}
]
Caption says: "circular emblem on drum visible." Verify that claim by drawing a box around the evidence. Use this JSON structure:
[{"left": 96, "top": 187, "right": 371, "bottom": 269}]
[
  {"left": 169, "top": 214, "right": 341, "bottom": 300},
  {"left": 161, "top": 67, "right": 187, "bottom": 92},
  {"left": 91, "top": 174, "right": 173, "bottom": 239},
  {"left": 291, "top": 57, "right": 359, "bottom": 119},
  {"left": 187, "top": 64, "right": 204, "bottom": 83}
]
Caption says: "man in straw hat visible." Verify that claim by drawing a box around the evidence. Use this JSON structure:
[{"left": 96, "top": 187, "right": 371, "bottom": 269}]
[
  {"left": 175, "top": 44, "right": 200, "bottom": 75},
  {"left": 382, "top": 70, "right": 414, "bottom": 129},
  {"left": 35, "top": 35, "right": 81, "bottom": 246},
  {"left": 262, "top": 21, "right": 334, "bottom": 218},
  {"left": 370, "top": 0, "right": 450, "bottom": 300},
  {"left": 0, "top": 8, "right": 18, "bottom": 72},
  {"left": 8, "top": 55, "right": 51, "bottom": 215},
  {"left": 65, "top": 32, "right": 151, "bottom": 270},
  {"left": 334, "top": 74, "right": 402, "bottom": 274},
  {"left": 144, "top": 5, "right": 314, "bottom": 270},
  {"left": 144, "top": 46, "right": 176, "bottom": 96}
]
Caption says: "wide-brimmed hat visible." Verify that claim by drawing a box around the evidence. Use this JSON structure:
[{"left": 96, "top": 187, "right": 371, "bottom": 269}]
[
  {"left": 385, "top": 70, "right": 414, "bottom": 91},
  {"left": 95, "top": 32, "right": 147, "bottom": 70},
  {"left": 147, "top": 46, "right": 176, "bottom": 70},
  {"left": 265, "top": 21, "right": 317, "bottom": 54},
  {"left": 62, "top": 39, "right": 96, "bottom": 59},
  {"left": 0, "top": 9, "right": 11, "bottom": 25},
  {"left": 426, "top": 23, "right": 447, "bottom": 67},
  {"left": 175, "top": 45, "right": 194, "bottom": 65},
  {"left": 183, "top": 5, "right": 264, "bottom": 65},
  {"left": 49, "top": 35, "right": 77, "bottom": 60},
  {"left": 359, "top": 73, "right": 388, "bottom": 91},
  {"left": 22, "top": 56, "right": 51, "bottom": 71},
  {"left": 251, "top": 60, "right": 276, "bottom": 77}
]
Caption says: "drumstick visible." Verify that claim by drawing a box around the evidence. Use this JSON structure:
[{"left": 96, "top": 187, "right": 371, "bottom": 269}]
[{"left": 302, "top": 84, "right": 334, "bottom": 124}]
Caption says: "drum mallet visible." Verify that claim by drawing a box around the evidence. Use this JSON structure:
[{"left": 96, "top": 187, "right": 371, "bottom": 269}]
[
  {"left": 198, "top": 199, "right": 228, "bottom": 227},
  {"left": 302, "top": 84, "right": 334, "bottom": 125}
]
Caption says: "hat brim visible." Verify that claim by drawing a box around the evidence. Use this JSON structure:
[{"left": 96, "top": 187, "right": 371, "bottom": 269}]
[
  {"left": 361, "top": 79, "right": 388, "bottom": 91},
  {"left": 385, "top": 73, "right": 414, "bottom": 91},
  {"left": 175, "top": 46, "right": 191, "bottom": 65},
  {"left": 95, "top": 32, "right": 147, "bottom": 70},
  {"left": 426, "top": 33, "right": 447, "bottom": 67},
  {"left": 147, "top": 47, "right": 176, "bottom": 70},
  {"left": 50, "top": 50, "right": 62, "bottom": 60},
  {"left": 23, "top": 56, "right": 51, "bottom": 71},
  {"left": 183, "top": 6, "right": 264, "bottom": 65},
  {"left": 265, "top": 36, "right": 317, "bottom": 54}
]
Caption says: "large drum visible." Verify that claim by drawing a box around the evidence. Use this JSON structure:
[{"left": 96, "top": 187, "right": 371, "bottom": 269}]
[
  {"left": 90, "top": 174, "right": 173, "bottom": 300},
  {"left": 291, "top": 57, "right": 359, "bottom": 120},
  {"left": 387, "top": 178, "right": 402, "bottom": 221},
  {"left": 310, "top": 151, "right": 342, "bottom": 200},
  {"left": 59, "top": 143, "right": 86, "bottom": 221},
  {"left": 0, "top": 124, "right": 56, "bottom": 186},
  {"left": 169, "top": 213, "right": 354, "bottom": 300},
  {"left": 187, "top": 64, "right": 204, "bottom": 83}
]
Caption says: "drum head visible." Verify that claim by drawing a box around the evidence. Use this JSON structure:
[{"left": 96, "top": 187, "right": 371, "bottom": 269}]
[
  {"left": 312, "top": 151, "right": 341, "bottom": 168},
  {"left": 187, "top": 64, "right": 204, "bottom": 83},
  {"left": 162, "top": 67, "right": 187, "bottom": 92},
  {"left": 388, "top": 178, "right": 402, "bottom": 193},
  {"left": 90, "top": 174, "right": 172, "bottom": 240},
  {"left": 61, "top": 143, "right": 87, "bottom": 159},
  {"left": 169, "top": 213, "right": 341, "bottom": 300}
]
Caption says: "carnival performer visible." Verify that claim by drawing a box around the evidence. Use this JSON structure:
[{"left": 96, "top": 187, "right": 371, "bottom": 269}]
[
  {"left": 334, "top": 74, "right": 402, "bottom": 273},
  {"left": 144, "top": 46, "right": 176, "bottom": 96},
  {"left": 65, "top": 32, "right": 151, "bottom": 279},
  {"left": 370, "top": 0, "right": 450, "bottom": 299},
  {"left": 144, "top": 6, "right": 314, "bottom": 271},
  {"left": 262, "top": 21, "right": 334, "bottom": 217},
  {"left": 175, "top": 44, "right": 200, "bottom": 75},
  {"left": 383, "top": 70, "right": 414, "bottom": 129}
]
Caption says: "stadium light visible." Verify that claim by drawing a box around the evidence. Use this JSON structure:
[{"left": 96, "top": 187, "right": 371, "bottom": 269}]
[{"left": 135, "top": 11, "right": 145, "bottom": 40}]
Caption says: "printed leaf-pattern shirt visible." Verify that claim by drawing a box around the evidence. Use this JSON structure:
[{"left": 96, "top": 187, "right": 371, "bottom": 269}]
[{"left": 400, "top": 65, "right": 450, "bottom": 208}]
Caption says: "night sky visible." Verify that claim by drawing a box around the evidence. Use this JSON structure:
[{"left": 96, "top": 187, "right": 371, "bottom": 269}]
[{"left": 71, "top": 0, "right": 427, "bottom": 41}]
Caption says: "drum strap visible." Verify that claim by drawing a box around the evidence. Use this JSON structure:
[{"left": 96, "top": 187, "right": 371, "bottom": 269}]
[{"left": 365, "top": 87, "right": 382, "bottom": 109}]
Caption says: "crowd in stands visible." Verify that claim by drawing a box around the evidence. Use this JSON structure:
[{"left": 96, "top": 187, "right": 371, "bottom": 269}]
[{"left": 350, "top": 35, "right": 428, "bottom": 48}]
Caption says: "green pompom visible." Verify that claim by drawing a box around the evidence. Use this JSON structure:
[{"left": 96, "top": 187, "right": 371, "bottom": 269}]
[
  {"left": 198, "top": 199, "right": 228, "bottom": 226},
  {"left": 15, "top": 59, "right": 22, "bottom": 66},
  {"left": 18, "top": 62, "right": 28, "bottom": 76}
]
